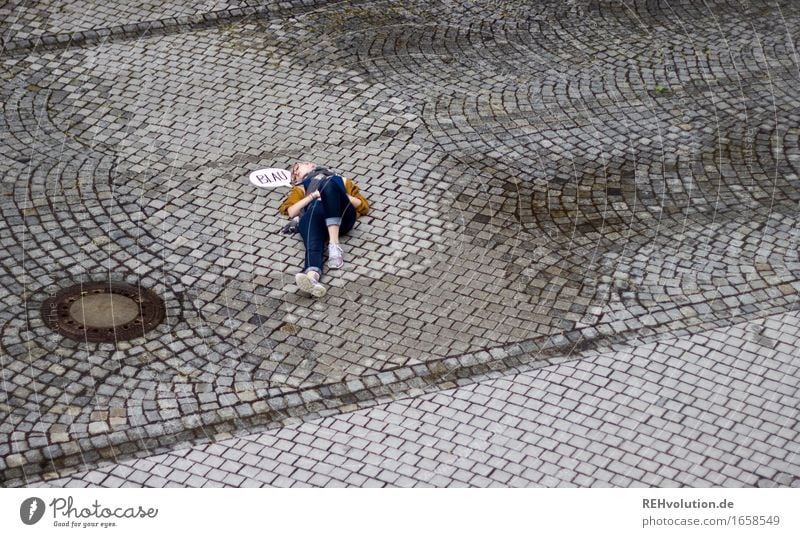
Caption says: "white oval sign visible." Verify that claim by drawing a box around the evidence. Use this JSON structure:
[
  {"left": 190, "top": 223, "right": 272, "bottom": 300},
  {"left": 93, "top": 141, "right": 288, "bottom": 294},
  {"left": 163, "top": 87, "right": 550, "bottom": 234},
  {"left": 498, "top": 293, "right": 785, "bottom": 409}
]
[{"left": 249, "top": 168, "right": 291, "bottom": 189}]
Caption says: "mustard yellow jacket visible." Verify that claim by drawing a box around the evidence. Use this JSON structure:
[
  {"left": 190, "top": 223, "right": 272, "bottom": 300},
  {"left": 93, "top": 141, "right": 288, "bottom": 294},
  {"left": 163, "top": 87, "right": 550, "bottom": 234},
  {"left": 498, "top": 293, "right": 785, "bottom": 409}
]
[{"left": 278, "top": 177, "right": 370, "bottom": 218}]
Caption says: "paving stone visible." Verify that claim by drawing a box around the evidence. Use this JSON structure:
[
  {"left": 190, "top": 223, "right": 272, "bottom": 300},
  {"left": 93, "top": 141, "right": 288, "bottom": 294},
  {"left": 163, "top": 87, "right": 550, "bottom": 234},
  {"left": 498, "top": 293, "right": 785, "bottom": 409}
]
[
  {"left": 31, "top": 308, "right": 800, "bottom": 488},
  {"left": 4, "top": 0, "right": 800, "bottom": 487}
]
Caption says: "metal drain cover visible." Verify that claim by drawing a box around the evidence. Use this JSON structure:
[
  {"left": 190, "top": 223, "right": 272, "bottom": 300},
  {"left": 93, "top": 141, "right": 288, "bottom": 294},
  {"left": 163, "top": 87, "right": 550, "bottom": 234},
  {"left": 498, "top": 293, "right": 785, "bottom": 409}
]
[{"left": 42, "top": 281, "right": 165, "bottom": 342}]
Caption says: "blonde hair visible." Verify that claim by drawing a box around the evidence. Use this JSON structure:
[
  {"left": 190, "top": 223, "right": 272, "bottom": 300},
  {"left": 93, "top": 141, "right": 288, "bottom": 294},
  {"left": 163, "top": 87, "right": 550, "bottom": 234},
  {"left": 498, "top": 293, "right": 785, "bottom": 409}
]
[{"left": 290, "top": 161, "right": 316, "bottom": 184}]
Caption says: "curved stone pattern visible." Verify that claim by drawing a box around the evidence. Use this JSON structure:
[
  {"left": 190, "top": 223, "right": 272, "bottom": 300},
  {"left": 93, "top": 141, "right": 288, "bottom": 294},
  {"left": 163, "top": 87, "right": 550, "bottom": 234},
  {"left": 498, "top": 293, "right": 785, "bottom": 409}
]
[
  {"left": 31, "top": 310, "right": 800, "bottom": 488},
  {"left": 326, "top": 0, "right": 800, "bottom": 326},
  {"left": 0, "top": 0, "right": 799, "bottom": 484}
]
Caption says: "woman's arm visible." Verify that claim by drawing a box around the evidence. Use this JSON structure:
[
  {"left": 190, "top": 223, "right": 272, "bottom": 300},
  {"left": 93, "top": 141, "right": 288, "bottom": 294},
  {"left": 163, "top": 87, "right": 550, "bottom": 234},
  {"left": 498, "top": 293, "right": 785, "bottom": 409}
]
[
  {"left": 287, "top": 189, "right": 320, "bottom": 219},
  {"left": 347, "top": 195, "right": 362, "bottom": 208},
  {"left": 278, "top": 186, "right": 304, "bottom": 216}
]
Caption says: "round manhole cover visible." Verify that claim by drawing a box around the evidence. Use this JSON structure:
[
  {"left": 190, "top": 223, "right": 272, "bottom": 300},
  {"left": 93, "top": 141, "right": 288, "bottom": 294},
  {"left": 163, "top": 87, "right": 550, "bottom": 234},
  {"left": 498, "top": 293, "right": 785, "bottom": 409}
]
[{"left": 41, "top": 281, "right": 165, "bottom": 342}]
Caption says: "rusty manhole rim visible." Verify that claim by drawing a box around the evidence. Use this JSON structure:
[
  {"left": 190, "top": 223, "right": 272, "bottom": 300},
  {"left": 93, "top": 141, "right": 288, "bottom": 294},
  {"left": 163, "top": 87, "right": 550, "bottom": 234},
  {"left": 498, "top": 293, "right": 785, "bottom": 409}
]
[{"left": 41, "top": 281, "right": 165, "bottom": 343}]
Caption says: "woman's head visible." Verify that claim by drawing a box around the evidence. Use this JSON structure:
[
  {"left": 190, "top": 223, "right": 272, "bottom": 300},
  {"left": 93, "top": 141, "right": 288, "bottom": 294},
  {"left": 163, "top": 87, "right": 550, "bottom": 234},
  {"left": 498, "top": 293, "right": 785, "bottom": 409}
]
[{"left": 290, "top": 162, "right": 316, "bottom": 184}]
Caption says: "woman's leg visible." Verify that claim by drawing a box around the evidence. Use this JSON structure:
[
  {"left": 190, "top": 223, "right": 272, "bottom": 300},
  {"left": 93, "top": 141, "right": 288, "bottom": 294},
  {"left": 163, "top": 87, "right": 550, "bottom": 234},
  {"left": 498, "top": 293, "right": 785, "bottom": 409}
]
[
  {"left": 298, "top": 200, "right": 327, "bottom": 280},
  {"left": 319, "top": 176, "right": 355, "bottom": 243},
  {"left": 339, "top": 201, "right": 356, "bottom": 236}
]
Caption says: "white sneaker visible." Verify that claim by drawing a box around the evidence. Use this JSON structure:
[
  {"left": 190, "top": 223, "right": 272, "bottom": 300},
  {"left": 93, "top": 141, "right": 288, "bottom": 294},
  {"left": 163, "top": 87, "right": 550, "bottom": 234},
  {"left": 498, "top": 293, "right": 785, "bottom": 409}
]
[
  {"left": 327, "top": 243, "right": 344, "bottom": 269},
  {"left": 295, "top": 271, "right": 326, "bottom": 298}
]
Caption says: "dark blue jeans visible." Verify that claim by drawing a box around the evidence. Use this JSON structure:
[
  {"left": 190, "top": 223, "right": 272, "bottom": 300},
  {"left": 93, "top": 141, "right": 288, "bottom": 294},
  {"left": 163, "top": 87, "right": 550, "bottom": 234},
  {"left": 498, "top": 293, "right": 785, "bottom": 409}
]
[{"left": 299, "top": 175, "right": 356, "bottom": 280}]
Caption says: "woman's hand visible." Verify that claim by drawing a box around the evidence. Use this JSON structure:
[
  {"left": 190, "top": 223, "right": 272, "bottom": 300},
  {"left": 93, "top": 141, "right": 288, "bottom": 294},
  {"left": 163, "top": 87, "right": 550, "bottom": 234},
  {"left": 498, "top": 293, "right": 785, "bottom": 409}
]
[{"left": 287, "top": 190, "right": 320, "bottom": 218}]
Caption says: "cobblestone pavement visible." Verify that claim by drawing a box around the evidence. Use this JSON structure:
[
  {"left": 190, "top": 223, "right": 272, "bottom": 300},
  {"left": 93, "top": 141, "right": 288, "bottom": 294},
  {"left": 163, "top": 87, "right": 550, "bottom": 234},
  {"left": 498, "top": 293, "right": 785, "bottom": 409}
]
[
  {"left": 34, "top": 310, "right": 800, "bottom": 487},
  {"left": 1, "top": 0, "right": 799, "bottom": 485}
]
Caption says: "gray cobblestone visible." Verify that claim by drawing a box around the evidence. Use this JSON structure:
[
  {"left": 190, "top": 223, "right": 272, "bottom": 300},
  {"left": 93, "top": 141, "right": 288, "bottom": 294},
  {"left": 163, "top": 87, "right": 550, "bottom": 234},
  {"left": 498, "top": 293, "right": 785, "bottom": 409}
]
[
  {"left": 29, "top": 310, "right": 800, "bottom": 487},
  {"left": 4, "top": 0, "right": 800, "bottom": 485}
]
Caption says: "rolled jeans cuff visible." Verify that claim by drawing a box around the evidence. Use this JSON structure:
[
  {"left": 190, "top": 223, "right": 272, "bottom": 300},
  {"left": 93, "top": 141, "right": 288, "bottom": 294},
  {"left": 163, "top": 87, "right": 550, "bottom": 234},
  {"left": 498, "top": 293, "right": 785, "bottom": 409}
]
[
  {"left": 325, "top": 217, "right": 342, "bottom": 226},
  {"left": 303, "top": 266, "right": 322, "bottom": 276}
]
